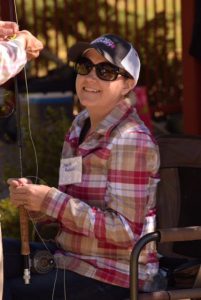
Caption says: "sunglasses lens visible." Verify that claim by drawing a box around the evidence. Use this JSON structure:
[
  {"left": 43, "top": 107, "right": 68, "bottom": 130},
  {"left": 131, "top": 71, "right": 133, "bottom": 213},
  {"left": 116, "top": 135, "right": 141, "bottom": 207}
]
[
  {"left": 75, "top": 58, "right": 120, "bottom": 81},
  {"left": 97, "top": 64, "right": 118, "bottom": 81},
  {"left": 75, "top": 58, "right": 92, "bottom": 75}
]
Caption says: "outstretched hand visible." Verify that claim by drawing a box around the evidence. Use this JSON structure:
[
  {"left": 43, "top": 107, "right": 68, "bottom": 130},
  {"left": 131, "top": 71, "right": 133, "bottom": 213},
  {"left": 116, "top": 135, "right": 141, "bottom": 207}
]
[
  {"left": 15, "top": 30, "right": 44, "bottom": 60},
  {"left": 0, "top": 21, "right": 44, "bottom": 60}
]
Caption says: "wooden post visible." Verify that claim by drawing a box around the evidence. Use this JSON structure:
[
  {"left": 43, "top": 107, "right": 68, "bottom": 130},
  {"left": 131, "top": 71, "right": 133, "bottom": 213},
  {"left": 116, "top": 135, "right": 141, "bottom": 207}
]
[
  {"left": 0, "top": 1, "right": 10, "bottom": 20},
  {"left": 181, "top": 0, "right": 201, "bottom": 134}
]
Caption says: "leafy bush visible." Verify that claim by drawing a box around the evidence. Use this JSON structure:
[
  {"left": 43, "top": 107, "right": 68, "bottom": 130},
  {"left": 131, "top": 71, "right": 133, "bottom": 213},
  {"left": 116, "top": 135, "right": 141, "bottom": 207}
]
[
  {"left": 3, "top": 104, "right": 71, "bottom": 187},
  {"left": 0, "top": 198, "right": 21, "bottom": 238}
]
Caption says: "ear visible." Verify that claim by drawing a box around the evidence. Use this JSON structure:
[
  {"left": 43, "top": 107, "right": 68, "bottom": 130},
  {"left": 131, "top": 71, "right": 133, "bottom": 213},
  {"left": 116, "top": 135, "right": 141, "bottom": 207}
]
[{"left": 122, "top": 79, "right": 136, "bottom": 96}]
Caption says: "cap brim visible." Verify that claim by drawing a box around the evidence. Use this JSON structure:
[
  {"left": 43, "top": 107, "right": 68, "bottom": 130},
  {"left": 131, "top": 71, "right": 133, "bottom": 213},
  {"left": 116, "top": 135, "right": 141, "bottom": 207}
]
[{"left": 68, "top": 42, "right": 93, "bottom": 62}]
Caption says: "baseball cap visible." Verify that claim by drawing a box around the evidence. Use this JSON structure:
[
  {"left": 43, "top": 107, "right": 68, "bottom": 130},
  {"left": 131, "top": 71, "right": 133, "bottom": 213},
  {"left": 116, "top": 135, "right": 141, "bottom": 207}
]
[{"left": 68, "top": 34, "right": 141, "bottom": 83}]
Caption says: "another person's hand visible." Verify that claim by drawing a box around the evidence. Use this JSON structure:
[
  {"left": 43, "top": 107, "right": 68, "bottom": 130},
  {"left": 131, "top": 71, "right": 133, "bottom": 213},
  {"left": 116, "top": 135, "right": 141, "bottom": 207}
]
[
  {"left": 0, "top": 21, "right": 19, "bottom": 39},
  {"left": 7, "top": 178, "right": 51, "bottom": 211},
  {"left": 15, "top": 30, "right": 44, "bottom": 60}
]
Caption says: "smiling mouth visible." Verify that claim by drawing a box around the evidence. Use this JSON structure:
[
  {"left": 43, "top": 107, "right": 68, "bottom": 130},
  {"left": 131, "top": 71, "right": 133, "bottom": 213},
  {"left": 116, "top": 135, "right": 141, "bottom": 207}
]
[{"left": 83, "top": 87, "right": 100, "bottom": 93}]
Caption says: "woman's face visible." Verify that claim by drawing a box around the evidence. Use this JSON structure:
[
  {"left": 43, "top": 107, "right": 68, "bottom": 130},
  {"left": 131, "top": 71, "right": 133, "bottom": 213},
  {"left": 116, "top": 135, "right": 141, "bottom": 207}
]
[{"left": 75, "top": 49, "right": 134, "bottom": 115}]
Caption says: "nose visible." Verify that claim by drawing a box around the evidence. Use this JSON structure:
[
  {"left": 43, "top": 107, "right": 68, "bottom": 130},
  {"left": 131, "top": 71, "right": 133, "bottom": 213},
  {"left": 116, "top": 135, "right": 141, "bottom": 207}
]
[{"left": 87, "top": 66, "right": 97, "bottom": 79}]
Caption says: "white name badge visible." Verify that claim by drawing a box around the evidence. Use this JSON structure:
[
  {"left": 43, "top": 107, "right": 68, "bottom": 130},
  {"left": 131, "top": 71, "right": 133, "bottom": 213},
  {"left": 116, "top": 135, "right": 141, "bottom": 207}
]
[{"left": 59, "top": 156, "right": 82, "bottom": 185}]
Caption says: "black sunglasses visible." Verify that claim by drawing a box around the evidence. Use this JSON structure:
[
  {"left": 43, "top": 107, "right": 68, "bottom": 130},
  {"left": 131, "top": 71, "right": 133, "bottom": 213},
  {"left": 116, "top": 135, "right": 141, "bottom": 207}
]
[{"left": 74, "top": 57, "right": 132, "bottom": 81}]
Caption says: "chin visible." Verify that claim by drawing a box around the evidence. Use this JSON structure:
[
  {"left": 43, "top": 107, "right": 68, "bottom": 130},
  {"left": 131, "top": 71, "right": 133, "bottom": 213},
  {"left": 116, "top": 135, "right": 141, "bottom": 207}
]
[{"left": 80, "top": 99, "right": 98, "bottom": 107}]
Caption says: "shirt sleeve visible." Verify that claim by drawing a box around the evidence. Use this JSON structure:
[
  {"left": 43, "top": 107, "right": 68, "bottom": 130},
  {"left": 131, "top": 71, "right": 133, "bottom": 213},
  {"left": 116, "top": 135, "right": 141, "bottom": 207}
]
[
  {"left": 41, "top": 131, "right": 160, "bottom": 247},
  {"left": 0, "top": 40, "right": 27, "bottom": 85}
]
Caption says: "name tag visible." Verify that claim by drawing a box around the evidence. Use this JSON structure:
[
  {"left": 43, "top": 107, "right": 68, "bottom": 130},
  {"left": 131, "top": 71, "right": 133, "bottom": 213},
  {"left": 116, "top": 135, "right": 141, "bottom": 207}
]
[{"left": 59, "top": 157, "right": 82, "bottom": 185}]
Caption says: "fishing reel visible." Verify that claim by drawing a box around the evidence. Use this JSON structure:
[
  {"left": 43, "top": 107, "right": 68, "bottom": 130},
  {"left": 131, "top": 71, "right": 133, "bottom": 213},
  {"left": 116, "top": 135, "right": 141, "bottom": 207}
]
[{"left": 31, "top": 250, "right": 55, "bottom": 274}]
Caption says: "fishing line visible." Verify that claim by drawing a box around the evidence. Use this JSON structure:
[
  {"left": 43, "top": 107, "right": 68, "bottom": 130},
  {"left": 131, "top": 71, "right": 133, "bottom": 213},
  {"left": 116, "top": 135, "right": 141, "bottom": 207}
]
[{"left": 13, "top": 1, "right": 67, "bottom": 298}]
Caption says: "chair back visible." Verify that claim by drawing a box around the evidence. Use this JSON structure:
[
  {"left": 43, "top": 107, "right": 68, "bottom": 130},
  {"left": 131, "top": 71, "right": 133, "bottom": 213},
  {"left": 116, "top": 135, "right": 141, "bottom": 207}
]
[{"left": 156, "top": 135, "right": 201, "bottom": 258}]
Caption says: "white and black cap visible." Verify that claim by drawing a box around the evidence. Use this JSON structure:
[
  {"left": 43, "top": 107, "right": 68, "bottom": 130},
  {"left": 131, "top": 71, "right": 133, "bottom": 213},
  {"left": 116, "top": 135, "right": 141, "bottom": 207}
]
[{"left": 68, "top": 34, "right": 141, "bottom": 83}]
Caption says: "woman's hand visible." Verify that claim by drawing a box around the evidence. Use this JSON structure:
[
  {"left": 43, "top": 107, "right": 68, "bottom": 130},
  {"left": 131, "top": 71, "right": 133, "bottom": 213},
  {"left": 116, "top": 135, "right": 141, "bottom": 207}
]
[
  {"left": 7, "top": 178, "right": 51, "bottom": 212},
  {"left": 7, "top": 177, "right": 32, "bottom": 188}
]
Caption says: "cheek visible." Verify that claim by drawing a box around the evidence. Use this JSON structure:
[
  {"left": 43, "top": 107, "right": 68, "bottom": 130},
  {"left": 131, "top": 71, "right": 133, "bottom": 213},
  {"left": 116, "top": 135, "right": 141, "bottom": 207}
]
[
  {"left": 106, "top": 82, "right": 125, "bottom": 98},
  {"left": 75, "top": 76, "right": 80, "bottom": 91},
  {"left": 75, "top": 76, "right": 82, "bottom": 97}
]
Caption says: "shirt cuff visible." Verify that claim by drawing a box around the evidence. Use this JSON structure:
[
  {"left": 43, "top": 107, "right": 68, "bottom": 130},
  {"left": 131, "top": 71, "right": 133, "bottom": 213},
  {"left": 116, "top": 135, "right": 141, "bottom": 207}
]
[
  {"left": 7, "top": 39, "right": 27, "bottom": 61},
  {"left": 41, "top": 187, "right": 70, "bottom": 219}
]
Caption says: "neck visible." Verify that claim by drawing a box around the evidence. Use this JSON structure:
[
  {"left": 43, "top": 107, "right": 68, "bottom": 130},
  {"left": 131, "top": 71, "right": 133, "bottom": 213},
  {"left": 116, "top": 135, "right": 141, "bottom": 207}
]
[
  {"left": 86, "top": 95, "right": 126, "bottom": 131},
  {"left": 87, "top": 111, "right": 106, "bottom": 132}
]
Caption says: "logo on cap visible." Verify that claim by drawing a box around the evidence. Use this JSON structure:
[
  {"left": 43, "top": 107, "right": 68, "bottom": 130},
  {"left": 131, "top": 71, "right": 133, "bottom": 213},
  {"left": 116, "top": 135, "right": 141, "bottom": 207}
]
[{"left": 91, "top": 37, "right": 116, "bottom": 49}]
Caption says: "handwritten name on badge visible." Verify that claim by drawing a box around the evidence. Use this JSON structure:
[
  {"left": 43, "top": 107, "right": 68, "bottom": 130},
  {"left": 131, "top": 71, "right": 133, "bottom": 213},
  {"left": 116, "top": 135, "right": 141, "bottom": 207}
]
[{"left": 59, "top": 157, "right": 82, "bottom": 185}]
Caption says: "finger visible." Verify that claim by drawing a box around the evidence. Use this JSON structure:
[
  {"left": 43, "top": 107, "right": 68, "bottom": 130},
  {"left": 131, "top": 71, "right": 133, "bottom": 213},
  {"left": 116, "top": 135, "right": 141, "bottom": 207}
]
[
  {"left": 7, "top": 177, "right": 31, "bottom": 186},
  {"left": 27, "top": 54, "right": 39, "bottom": 61},
  {"left": 0, "top": 21, "right": 19, "bottom": 36},
  {"left": 11, "top": 198, "right": 26, "bottom": 208},
  {"left": 26, "top": 50, "right": 43, "bottom": 61},
  {"left": 18, "top": 178, "right": 32, "bottom": 185},
  {"left": 26, "top": 50, "right": 40, "bottom": 57},
  {"left": 10, "top": 192, "right": 23, "bottom": 204},
  {"left": 0, "top": 21, "right": 19, "bottom": 30},
  {"left": 7, "top": 178, "right": 21, "bottom": 187},
  {"left": 12, "top": 186, "right": 29, "bottom": 195},
  {"left": 8, "top": 22, "right": 19, "bottom": 33},
  {"left": 19, "top": 30, "right": 43, "bottom": 48},
  {"left": 26, "top": 45, "right": 43, "bottom": 52},
  {"left": 9, "top": 185, "right": 17, "bottom": 194},
  {"left": 10, "top": 192, "right": 29, "bottom": 209}
]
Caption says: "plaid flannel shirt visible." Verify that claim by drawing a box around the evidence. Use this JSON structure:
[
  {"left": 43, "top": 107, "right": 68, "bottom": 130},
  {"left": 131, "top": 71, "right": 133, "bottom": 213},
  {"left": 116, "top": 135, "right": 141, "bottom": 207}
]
[
  {"left": 0, "top": 40, "right": 27, "bottom": 85},
  {"left": 41, "top": 95, "right": 160, "bottom": 291}
]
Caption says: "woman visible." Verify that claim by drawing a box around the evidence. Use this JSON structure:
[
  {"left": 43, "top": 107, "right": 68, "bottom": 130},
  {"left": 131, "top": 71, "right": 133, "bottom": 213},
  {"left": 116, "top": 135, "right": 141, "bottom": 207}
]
[{"left": 5, "top": 34, "right": 160, "bottom": 300}]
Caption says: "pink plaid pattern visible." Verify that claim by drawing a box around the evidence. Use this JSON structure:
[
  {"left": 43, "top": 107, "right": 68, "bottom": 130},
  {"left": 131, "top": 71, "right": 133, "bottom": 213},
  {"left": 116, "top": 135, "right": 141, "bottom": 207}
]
[
  {"left": 41, "top": 95, "right": 160, "bottom": 290},
  {"left": 0, "top": 40, "right": 27, "bottom": 85}
]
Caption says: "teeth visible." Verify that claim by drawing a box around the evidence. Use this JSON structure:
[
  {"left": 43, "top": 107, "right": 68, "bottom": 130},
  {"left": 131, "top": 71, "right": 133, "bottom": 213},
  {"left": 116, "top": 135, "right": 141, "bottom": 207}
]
[{"left": 84, "top": 87, "right": 100, "bottom": 93}]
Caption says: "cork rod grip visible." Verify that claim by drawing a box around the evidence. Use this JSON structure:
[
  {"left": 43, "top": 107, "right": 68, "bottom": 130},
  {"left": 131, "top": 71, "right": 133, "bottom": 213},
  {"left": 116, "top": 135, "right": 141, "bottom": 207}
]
[{"left": 19, "top": 206, "right": 30, "bottom": 255}]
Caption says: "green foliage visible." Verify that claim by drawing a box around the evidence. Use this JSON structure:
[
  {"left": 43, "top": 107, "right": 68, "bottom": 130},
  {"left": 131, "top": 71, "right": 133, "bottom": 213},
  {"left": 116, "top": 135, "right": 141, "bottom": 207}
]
[
  {"left": 3, "top": 105, "right": 71, "bottom": 187},
  {"left": 0, "top": 198, "right": 20, "bottom": 238},
  {"left": 20, "top": 105, "right": 71, "bottom": 187},
  {"left": 0, "top": 198, "right": 34, "bottom": 239},
  {"left": 2, "top": 103, "right": 71, "bottom": 182}
]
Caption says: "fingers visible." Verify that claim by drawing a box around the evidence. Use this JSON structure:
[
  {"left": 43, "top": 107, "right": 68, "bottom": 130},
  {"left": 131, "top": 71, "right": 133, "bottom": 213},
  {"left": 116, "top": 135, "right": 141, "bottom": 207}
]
[
  {"left": 15, "top": 30, "right": 44, "bottom": 60},
  {"left": 7, "top": 177, "right": 31, "bottom": 187},
  {"left": 0, "top": 24, "right": 44, "bottom": 61},
  {"left": 7, "top": 181, "right": 50, "bottom": 212},
  {"left": 9, "top": 183, "right": 31, "bottom": 210},
  {"left": 10, "top": 195, "right": 27, "bottom": 208},
  {"left": 7, "top": 177, "right": 32, "bottom": 203},
  {"left": 8, "top": 184, "right": 33, "bottom": 210},
  {"left": 9, "top": 186, "right": 27, "bottom": 208},
  {"left": 18, "top": 178, "right": 32, "bottom": 185},
  {"left": 7, "top": 178, "right": 21, "bottom": 188},
  {"left": 0, "top": 21, "right": 19, "bottom": 37},
  {"left": 26, "top": 49, "right": 42, "bottom": 60}
]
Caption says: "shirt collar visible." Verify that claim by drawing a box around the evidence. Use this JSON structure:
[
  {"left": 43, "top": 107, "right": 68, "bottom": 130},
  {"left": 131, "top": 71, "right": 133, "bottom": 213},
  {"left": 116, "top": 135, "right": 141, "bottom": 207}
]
[
  {"left": 69, "top": 93, "right": 136, "bottom": 140},
  {"left": 96, "top": 95, "right": 135, "bottom": 137}
]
